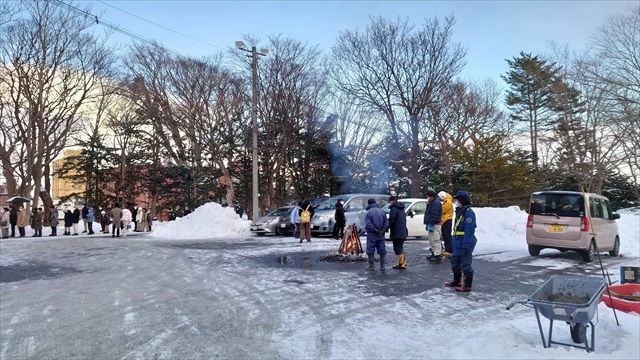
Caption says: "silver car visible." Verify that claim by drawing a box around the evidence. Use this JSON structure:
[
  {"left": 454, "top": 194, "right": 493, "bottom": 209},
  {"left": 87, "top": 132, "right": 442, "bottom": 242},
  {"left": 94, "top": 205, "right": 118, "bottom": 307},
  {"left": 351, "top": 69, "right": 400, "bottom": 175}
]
[
  {"left": 310, "top": 194, "right": 390, "bottom": 236},
  {"left": 251, "top": 206, "right": 294, "bottom": 236}
]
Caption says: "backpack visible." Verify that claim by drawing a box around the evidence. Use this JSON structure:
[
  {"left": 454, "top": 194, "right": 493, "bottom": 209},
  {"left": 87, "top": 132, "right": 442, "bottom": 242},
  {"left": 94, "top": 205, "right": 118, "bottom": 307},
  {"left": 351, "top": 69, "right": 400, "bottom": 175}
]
[{"left": 300, "top": 205, "right": 311, "bottom": 224}]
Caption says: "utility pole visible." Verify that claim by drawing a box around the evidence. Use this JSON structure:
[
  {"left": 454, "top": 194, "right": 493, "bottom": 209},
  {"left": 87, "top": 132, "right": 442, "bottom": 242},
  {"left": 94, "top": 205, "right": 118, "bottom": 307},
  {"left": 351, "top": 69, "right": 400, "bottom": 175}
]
[{"left": 236, "top": 41, "right": 268, "bottom": 221}]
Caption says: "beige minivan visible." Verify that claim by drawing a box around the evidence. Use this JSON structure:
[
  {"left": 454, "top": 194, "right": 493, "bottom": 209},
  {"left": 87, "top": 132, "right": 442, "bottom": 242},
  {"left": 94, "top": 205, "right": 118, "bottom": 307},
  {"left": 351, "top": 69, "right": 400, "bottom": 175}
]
[{"left": 526, "top": 191, "right": 621, "bottom": 262}]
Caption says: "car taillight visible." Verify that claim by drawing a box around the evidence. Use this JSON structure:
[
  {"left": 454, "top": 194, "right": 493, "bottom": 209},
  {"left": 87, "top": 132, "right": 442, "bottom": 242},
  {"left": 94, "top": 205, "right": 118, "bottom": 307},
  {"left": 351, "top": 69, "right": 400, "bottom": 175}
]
[
  {"left": 527, "top": 214, "right": 533, "bottom": 228},
  {"left": 580, "top": 217, "right": 589, "bottom": 232}
]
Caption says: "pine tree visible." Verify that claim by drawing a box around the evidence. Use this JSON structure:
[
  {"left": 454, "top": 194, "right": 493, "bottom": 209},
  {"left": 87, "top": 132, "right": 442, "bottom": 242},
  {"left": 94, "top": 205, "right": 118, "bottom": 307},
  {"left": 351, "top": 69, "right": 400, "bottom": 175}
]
[{"left": 502, "top": 52, "right": 558, "bottom": 169}]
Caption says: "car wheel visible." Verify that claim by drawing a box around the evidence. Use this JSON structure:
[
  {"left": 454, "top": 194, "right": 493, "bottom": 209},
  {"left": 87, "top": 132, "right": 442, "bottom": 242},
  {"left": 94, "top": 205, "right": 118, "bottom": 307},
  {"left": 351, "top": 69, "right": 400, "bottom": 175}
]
[
  {"left": 528, "top": 245, "right": 541, "bottom": 256},
  {"left": 581, "top": 240, "right": 595, "bottom": 263},
  {"left": 609, "top": 236, "right": 620, "bottom": 257},
  {"left": 570, "top": 323, "right": 585, "bottom": 344}
]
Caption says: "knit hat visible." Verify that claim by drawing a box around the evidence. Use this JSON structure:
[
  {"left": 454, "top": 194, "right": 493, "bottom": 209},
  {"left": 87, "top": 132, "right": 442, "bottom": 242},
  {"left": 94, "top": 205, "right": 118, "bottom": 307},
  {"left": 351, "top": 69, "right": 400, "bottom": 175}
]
[
  {"left": 367, "top": 198, "right": 377, "bottom": 205},
  {"left": 438, "top": 191, "right": 447, "bottom": 201}
]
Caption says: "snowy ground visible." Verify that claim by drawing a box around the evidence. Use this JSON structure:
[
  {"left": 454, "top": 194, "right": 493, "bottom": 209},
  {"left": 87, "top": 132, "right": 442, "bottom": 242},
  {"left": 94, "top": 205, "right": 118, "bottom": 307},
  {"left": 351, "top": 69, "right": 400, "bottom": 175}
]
[{"left": 0, "top": 204, "right": 638, "bottom": 359}]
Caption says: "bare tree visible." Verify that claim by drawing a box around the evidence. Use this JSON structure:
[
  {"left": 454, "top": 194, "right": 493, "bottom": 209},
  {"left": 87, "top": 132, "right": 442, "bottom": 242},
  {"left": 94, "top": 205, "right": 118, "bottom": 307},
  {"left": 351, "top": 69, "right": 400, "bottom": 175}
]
[
  {"left": 331, "top": 15, "right": 466, "bottom": 196},
  {"left": 0, "top": 0, "right": 113, "bottom": 210},
  {"left": 589, "top": 5, "right": 640, "bottom": 195}
]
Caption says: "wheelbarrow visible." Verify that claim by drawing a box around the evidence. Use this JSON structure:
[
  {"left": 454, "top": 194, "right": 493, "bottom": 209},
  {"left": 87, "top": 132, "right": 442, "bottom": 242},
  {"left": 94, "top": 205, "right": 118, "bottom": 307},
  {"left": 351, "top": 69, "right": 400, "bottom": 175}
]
[{"left": 507, "top": 275, "right": 607, "bottom": 353}]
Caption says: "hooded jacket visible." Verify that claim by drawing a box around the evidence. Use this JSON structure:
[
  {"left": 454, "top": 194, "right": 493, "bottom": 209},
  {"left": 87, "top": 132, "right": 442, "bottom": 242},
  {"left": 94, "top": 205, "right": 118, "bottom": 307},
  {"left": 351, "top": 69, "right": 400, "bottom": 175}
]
[
  {"left": 365, "top": 202, "right": 388, "bottom": 241},
  {"left": 388, "top": 201, "right": 407, "bottom": 240},
  {"left": 87, "top": 208, "right": 95, "bottom": 223},
  {"left": 442, "top": 193, "right": 454, "bottom": 223}
]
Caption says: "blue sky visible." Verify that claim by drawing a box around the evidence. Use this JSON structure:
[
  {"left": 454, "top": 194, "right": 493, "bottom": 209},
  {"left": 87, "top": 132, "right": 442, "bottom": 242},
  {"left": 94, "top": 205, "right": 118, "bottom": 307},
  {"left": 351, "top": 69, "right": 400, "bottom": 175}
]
[{"left": 83, "top": 0, "right": 636, "bottom": 87}]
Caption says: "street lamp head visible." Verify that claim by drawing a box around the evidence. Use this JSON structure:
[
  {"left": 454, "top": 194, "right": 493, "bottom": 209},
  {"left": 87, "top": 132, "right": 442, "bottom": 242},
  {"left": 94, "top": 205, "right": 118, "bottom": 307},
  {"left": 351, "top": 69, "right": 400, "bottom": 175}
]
[
  {"left": 235, "top": 41, "right": 245, "bottom": 49},
  {"left": 260, "top": 48, "right": 269, "bottom": 55}
]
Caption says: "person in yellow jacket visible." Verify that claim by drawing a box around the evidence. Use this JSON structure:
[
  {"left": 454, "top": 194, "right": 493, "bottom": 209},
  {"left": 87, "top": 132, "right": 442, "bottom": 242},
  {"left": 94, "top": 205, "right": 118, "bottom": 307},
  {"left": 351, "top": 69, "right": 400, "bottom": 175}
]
[{"left": 438, "top": 191, "right": 454, "bottom": 258}]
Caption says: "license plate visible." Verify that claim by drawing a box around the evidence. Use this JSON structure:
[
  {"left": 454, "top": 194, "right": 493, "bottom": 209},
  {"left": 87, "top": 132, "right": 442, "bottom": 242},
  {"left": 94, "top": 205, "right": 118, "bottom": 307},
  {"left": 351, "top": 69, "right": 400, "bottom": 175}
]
[
  {"left": 251, "top": 226, "right": 258, "bottom": 231},
  {"left": 548, "top": 224, "right": 564, "bottom": 233},
  {"left": 281, "top": 224, "right": 286, "bottom": 228}
]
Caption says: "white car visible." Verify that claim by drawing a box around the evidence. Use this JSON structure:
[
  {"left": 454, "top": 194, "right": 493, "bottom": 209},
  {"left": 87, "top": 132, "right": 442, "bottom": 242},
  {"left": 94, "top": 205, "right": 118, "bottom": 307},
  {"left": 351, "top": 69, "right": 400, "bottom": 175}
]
[{"left": 382, "top": 198, "right": 430, "bottom": 239}]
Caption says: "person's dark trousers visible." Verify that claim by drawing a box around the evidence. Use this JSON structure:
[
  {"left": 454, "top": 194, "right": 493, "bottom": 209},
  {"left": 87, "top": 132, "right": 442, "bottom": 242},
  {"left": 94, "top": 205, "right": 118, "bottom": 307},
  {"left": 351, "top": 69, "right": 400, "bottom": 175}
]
[
  {"left": 88, "top": 222, "right": 94, "bottom": 234},
  {"left": 450, "top": 252, "right": 474, "bottom": 276},
  {"left": 10, "top": 224, "right": 16, "bottom": 237},
  {"left": 50, "top": 226, "right": 57, "bottom": 236},
  {"left": 112, "top": 225, "right": 120, "bottom": 237},
  {"left": 133, "top": 220, "right": 138, "bottom": 231},
  {"left": 393, "top": 239, "right": 405, "bottom": 254},
  {"left": 332, "top": 222, "right": 345, "bottom": 239},
  {"left": 18, "top": 227, "right": 25, "bottom": 237},
  {"left": 442, "top": 219, "right": 453, "bottom": 253}
]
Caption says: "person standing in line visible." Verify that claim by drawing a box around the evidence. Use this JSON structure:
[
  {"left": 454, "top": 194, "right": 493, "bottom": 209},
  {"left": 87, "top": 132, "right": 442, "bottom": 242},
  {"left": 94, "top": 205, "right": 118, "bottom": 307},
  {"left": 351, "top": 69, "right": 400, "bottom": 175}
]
[
  {"left": 290, "top": 201, "right": 301, "bottom": 238},
  {"left": 17, "top": 205, "right": 27, "bottom": 238},
  {"left": 71, "top": 207, "right": 80, "bottom": 235},
  {"left": 147, "top": 210, "right": 153, "bottom": 232},
  {"left": 236, "top": 205, "right": 244, "bottom": 219},
  {"left": 1, "top": 207, "right": 10, "bottom": 238},
  {"left": 122, "top": 207, "right": 132, "bottom": 236},
  {"left": 9, "top": 205, "right": 17, "bottom": 238},
  {"left": 445, "top": 190, "right": 477, "bottom": 292},
  {"left": 388, "top": 196, "right": 408, "bottom": 269},
  {"left": 424, "top": 189, "right": 443, "bottom": 264},
  {"left": 132, "top": 206, "right": 138, "bottom": 231},
  {"left": 49, "top": 206, "right": 58, "bottom": 236},
  {"left": 110, "top": 203, "right": 123, "bottom": 238},
  {"left": 64, "top": 209, "right": 73, "bottom": 235},
  {"left": 298, "top": 198, "right": 314, "bottom": 243},
  {"left": 100, "top": 210, "right": 108, "bottom": 233},
  {"left": 140, "top": 208, "right": 149, "bottom": 232},
  {"left": 439, "top": 191, "right": 454, "bottom": 258},
  {"left": 33, "top": 208, "right": 43, "bottom": 237},
  {"left": 364, "top": 198, "right": 388, "bottom": 271},
  {"left": 81, "top": 204, "right": 89, "bottom": 233},
  {"left": 86, "top": 206, "right": 95, "bottom": 235},
  {"left": 333, "top": 198, "right": 346, "bottom": 240}
]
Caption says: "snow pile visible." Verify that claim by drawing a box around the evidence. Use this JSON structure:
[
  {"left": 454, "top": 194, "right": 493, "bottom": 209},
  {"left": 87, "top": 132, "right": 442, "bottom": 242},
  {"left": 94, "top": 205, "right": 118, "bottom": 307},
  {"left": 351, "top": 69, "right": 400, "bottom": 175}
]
[{"left": 148, "top": 202, "right": 251, "bottom": 239}]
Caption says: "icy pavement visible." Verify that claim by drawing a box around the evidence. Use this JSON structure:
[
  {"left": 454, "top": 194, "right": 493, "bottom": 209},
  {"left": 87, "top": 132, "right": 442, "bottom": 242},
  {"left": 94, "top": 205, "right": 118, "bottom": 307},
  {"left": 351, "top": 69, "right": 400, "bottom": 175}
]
[{"left": 1, "top": 233, "right": 638, "bottom": 359}]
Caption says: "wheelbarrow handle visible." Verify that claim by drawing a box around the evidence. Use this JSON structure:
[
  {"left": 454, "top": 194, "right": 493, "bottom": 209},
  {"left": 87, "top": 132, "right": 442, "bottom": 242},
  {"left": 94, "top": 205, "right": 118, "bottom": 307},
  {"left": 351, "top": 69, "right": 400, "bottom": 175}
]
[{"left": 506, "top": 300, "right": 528, "bottom": 310}]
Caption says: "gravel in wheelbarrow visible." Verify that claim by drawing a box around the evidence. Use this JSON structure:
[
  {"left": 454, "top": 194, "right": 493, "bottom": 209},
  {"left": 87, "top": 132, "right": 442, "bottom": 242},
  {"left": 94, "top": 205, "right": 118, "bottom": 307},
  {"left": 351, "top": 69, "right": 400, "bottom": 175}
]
[{"left": 507, "top": 275, "right": 607, "bottom": 353}]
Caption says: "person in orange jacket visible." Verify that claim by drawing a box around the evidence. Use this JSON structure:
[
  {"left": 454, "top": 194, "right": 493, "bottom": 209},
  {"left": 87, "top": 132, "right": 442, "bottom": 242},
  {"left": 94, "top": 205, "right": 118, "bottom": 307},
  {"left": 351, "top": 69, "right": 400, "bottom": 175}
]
[{"left": 439, "top": 191, "right": 454, "bottom": 258}]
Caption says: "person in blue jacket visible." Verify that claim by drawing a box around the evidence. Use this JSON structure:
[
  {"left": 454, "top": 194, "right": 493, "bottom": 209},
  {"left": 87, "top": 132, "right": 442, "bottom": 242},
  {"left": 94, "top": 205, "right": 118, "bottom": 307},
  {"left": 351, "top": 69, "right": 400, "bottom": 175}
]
[
  {"left": 388, "top": 196, "right": 408, "bottom": 269},
  {"left": 445, "top": 191, "right": 477, "bottom": 292},
  {"left": 290, "top": 201, "right": 301, "bottom": 238},
  {"left": 423, "top": 189, "right": 443, "bottom": 263},
  {"left": 86, "top": 207, "right": 95, "bottom": 235},
  {"left": 365, "top": 198, "right": 389, "bottom": 271}
]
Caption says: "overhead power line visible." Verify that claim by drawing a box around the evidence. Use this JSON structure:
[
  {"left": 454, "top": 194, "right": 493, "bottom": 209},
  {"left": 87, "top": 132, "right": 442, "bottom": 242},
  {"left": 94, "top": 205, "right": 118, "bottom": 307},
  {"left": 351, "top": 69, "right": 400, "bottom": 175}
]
[
  {"left": 96, "top": 0, "right": 227, "bottom": 52},
  {"left": 51, "top": 0, "right": 197, "bottom": 59}
]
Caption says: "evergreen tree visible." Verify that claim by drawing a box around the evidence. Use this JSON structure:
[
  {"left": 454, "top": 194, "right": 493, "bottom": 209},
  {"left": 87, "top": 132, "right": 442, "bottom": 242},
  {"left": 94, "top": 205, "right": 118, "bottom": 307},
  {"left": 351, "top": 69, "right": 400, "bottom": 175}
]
[
  {"left": 452, "top": 133, "right": 538, "bottom": 208},
  {"left": 502, "top": 52, "right": 558, "bottom": 169}
]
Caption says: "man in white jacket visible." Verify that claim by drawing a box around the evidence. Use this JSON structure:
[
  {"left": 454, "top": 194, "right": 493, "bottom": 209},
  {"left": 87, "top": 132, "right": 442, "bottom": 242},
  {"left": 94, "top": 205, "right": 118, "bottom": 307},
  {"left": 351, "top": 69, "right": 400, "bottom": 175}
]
[{"left": 122, "top": 208, "right": 133, "bottom": 236}]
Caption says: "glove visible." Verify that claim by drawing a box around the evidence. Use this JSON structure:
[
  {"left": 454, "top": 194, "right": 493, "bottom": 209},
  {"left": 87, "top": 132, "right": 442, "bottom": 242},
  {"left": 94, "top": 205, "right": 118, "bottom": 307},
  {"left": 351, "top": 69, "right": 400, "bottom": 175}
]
[
  {"left": 462, "top": 247, "right": 469, "bottom": 254},
  {"left": 377, "top": 230, "right": 385, "bottom": 236},
  {"left": 427, "top": 224, "right": 434, "bottom": 232}
]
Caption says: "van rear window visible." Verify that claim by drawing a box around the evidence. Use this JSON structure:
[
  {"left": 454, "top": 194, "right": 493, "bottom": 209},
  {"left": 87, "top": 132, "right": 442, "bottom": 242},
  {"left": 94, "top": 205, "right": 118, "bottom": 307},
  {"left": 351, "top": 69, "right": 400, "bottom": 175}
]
[{"left": 530, "top": 194, "right": 584, "bottom": 217}]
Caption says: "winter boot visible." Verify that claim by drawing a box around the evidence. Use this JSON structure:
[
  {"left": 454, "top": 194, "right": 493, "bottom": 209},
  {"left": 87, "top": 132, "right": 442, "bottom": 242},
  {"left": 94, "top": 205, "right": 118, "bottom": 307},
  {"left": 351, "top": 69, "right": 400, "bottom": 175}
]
[
  {"left": 445, "top": 270, "right": 462, "bottom": 287},
  {"left": 365, "top": 254, "right": 375, "bottom": 271},
  {"left": 429, "top": 255, "right": 443, "bottom": 264},
  {"left": 426, "top": 250, "right": 436, "bottom": 260},
  {"left": 379, "top": 254, "right": 386, "bottom": 271},
  {"left": 455, "top": 275, "right": 473, "bottom": 292},
  {"left": 392, "top": 254, "right": 407, "bottom": 269}
]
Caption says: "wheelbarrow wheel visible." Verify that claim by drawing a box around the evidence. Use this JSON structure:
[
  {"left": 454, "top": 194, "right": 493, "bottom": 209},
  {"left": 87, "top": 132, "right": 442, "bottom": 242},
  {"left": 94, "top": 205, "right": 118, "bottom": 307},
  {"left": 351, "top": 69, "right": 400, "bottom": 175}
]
[{"left": 570, "top": 323, "right": 585, "bottom": 344}]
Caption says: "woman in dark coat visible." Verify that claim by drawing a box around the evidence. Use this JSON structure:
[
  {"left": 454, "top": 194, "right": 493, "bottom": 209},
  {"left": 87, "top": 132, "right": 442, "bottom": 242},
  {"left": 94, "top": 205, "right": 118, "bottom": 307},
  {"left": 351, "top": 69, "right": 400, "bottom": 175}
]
[{"left": 64, "top": 210, "right": 73, "bottom": 235}]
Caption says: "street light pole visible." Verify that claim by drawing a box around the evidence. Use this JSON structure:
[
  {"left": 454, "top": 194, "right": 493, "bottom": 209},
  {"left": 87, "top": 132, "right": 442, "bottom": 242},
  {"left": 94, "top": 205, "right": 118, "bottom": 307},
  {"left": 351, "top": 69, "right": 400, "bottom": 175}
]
[{"left": 236, "top": 41, "right": 267, "bottom": 221}]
